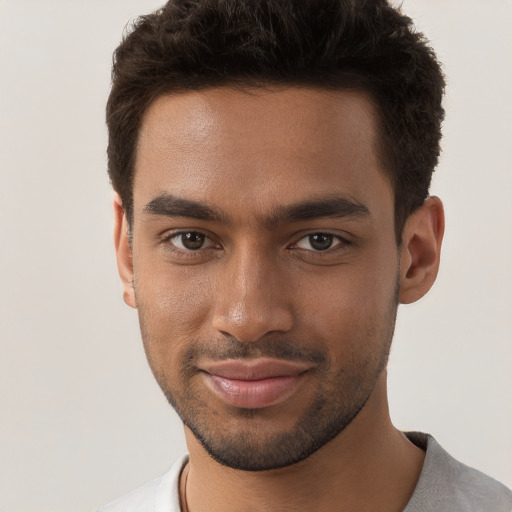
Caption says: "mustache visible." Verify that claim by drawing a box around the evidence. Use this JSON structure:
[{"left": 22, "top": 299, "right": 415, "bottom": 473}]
[{"left": 183, "top": 336, "right": 328, "bottom": 366}]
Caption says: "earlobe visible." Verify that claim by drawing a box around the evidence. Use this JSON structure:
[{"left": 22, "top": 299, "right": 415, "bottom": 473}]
[
  {"left": 113, "top": 193, "right": 137, "bottom": 309},
  {"left": 399, "top": 196, "right": 445, "bottom": 304}
]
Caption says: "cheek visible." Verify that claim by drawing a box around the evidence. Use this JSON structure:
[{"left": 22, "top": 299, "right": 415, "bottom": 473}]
[
  {"left": 136, "top": 253, "right": 212, "bottom": 320},
  {"left": 295, "top": 258, "right": 398, "bottom": 355},
  {"left": 134, "top": 262, "right": 213, "bottom": 368}
]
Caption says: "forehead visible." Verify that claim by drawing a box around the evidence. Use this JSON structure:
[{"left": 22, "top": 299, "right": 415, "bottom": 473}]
[{"left": 133, "top": 86, "right": 392, "bottom": 220}]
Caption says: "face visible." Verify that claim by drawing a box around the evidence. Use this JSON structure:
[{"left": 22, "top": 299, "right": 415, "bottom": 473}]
[{"left": 125, "top": 87, "right": 401, "bottom": 471}]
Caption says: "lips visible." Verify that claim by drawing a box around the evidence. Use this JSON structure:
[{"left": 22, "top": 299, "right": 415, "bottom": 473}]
[{"left": 199, "top": 359, "right": 310, "bottom": 409}]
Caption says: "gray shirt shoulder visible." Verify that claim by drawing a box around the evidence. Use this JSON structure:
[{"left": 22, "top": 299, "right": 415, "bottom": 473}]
[{"left": 404, "top": 432, "right": 512, "bottom": 512}]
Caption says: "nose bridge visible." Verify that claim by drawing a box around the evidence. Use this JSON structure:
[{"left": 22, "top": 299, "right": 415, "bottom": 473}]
[{"left": 211, "top": 241, "right": 293, "bottom": 342}]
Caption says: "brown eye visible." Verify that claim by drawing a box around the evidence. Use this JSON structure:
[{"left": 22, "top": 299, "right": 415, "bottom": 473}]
[
  {"left": 309, "top": 234, "right": 334, "bottom": 251},
  {"left": 170, "top": 232, "right": 214, "bottom": 251},
  {"left": 296, "top": 233, "right": 340, "bottom": 251},
  {"left": 182, "top": 232, "right": 205, "bottom": 250}
]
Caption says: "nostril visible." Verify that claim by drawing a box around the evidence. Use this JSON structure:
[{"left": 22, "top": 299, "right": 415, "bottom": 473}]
[{"left": 211, "top": 307, "right": 293, "bottom": 343}]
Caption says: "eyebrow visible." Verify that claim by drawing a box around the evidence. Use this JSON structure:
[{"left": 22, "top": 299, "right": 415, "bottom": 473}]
[
  {"left": 142, "top": 194, "right": 371, "bottom": 225},
  {"left": 271, "top": 196, "right": 370, "bottom": 225},
  {"left": 143, "top": 195, "right": 226, "bottom": 222}
]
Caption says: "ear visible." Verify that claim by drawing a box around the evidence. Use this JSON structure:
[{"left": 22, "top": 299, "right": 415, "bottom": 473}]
[
  {"left": 113, "top": 193, "right": 137, "bottom": 309},
  {"left": 399, "top": 196, "right": 445, "bottom": 304}
]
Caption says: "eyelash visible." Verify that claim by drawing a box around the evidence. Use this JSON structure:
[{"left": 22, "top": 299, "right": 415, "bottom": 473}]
[
  {"left": 292, "top": 233, "right": 350, "bottom": 252},
  {"left": 160, "top": 231, "right": 220, "bottom": 257},
  {"left": 160, "top": 230, "right": 351, "bottom": 256}
]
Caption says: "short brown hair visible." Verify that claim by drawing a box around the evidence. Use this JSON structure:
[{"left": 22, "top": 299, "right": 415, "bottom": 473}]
[{"left": 107, "top": 0, "right": 445, "bottom": 241}]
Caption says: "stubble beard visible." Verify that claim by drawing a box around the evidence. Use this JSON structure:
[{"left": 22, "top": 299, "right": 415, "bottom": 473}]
[{"left": 137, "top": 280, "right": 399, "bottom": 472}]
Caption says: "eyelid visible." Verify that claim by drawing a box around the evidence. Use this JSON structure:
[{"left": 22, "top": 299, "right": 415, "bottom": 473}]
[
  {"left": 292, "top": 231, "right": 350, "bottom": 246},
  {"left": 157, "top": 228, "right": 352, "bottom": 258},
  {"left": 288, "top": 232, "right": 353, "bottom": 261},
  {"left": 161, "top": 229, "right": 220, "bottom": 252},
  {"left": 296, "top": 235, "right": 338, "bottom": 250}
]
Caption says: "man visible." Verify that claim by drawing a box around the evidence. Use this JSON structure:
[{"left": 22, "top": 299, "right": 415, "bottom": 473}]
[{"left": 100, "top": 0, "right": 512, "bottom": 510}]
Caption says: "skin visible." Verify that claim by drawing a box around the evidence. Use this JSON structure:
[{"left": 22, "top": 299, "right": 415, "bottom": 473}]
[{"left": 114, "top": 87, "right": 445, "bottom": 512}]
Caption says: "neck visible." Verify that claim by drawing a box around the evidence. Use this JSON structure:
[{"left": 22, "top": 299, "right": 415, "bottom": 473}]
[{"left": 182, "top": 373, "right": 425, "bottom": 512}]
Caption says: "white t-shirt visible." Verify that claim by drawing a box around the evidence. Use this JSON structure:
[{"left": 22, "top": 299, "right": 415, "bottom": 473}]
[
  {"left": 96, "top": 433, "right": 512, "bottom": 512},
  {"left": 97, "top": 454, "right": 186, "bottom": 512}
]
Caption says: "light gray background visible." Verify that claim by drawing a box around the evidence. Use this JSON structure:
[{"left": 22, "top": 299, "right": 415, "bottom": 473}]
[{"left": 0, "top": 1, "right": 511, "bottom": 511}]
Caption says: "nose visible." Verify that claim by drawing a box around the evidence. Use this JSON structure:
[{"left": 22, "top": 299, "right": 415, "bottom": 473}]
[{"left": 211, "top": 246, "right": 294, "bottom": 342}]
